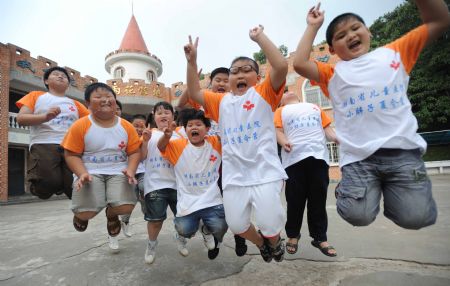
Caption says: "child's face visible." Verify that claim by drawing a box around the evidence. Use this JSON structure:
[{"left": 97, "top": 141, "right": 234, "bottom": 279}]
[
  {"left": 186, "top": 119, "right": 209, "bottom": 147},
  {"left": 210, "top": 73, "right": 230, "bottom": 93},
  {"left": 88, "top": 88, "right": 117, "bottom": 119},
  {"left": 154, "top": 106, "right": 174, "bottom": 130},
  {"left": 229, "top": 60, "right": 260, "bottom": 96},
  {"left": 45, "top": 70, "right": 69, "bottom": 90},
  {"left": 115, "top": 106, "right": 122, "bottom": 117},
  {"left": 132, "top": 118, "right": 146, "bottom": 136},
  {"left": 329, "top": 18, "right": 371, "bottom": 61}
]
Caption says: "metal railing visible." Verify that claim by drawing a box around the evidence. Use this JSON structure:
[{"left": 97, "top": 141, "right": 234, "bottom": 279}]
[{"left": 8, "top": 112, "right": 30, "bottom": 131}]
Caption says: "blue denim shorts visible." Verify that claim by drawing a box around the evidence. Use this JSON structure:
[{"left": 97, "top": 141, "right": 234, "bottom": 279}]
[
  {"left": 144, "top": 188, "right": 177, "bottom": 221},
  {"left": 174, "top": 204, "right": 228, "bottom": 241},
  {"left": 335, "top": 148, "right": 437, "bottom": 229}
]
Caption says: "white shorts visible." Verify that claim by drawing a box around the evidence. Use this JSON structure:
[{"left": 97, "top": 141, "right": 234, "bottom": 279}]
[{"left": 223, "top": 180, "right": 286, "bottom": 237}]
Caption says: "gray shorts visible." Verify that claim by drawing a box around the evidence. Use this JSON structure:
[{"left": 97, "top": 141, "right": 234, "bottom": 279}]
[
  {"left": 336, "top": 148, "right": 437, "bottom": 230},
  {"left": 71, "top": 174, "right": 137, "bottom": 213}
]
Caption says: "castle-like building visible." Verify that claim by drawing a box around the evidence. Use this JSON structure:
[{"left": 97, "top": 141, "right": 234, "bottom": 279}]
[{"left": 0, "top": 14, "right": 340, "bottom": 202}]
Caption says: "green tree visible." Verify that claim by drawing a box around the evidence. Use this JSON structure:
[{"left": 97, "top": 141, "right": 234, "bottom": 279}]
[
  {"left": 370, "top": 0, "right": 450, "bottom": 131},
  {"left": 253, "top": 45, "right": 289, "bottom": 64}
]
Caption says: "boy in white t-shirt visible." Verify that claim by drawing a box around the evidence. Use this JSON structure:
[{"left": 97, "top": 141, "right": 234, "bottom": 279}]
[
  {"left": 274, "top": 91, "right": 337, "bottom": 257},
  {"left": 184, "top": 25, "right": 288, "bottom": 262},
  {"left": 16, "top": 66, "right": 89, "bottom": 199},
  {"left": 176, "top": 67, "right": 249, "bottom": 256},
  {"left": 158, "top": 109, "right": 228, "bottom": 260},
  {"left": 140, "top": 101, "right": 188, "bottom": 264},
  {"left": 293, "top": 1, "right": 449, "bottom": 230},
  {"left": 61, "top": 83, "right": 141, "bottom": 252}
]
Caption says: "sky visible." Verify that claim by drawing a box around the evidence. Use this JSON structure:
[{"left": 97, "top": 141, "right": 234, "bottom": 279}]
[{"left": 1, "top": 0, "right": 405, "bottom": 85}]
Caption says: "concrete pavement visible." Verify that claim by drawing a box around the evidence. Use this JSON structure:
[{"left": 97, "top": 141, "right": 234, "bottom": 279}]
[{"left": 0, "top": 175, "right": 449, "bottom": 286}]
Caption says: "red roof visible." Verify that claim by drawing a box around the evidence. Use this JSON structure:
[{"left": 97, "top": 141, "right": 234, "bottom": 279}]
[{"left": 119, "top": 15, "right": 149, "bottom": 53}]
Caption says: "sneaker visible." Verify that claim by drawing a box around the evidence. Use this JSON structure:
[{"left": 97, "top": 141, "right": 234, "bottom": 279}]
[
  {"left": 208, "top": 237, "right": 220, "bottom": 260},
  {"left": 108, "top": 235, "right": 120, "bottom": 253},
  {"left": 174, "top": 233, "right": 189, "bottom": 257},
  {"left": 200, "top": 226, "right": 216, "bottom": 250},
  {"left": 121, "top": 221, "right": 132, "bottom": 237},
  {"left": 258, "top": 230, "right": 273, "bottom": 263},
  {"left": 144, "top": 240, "right": 158, "bottom": 264},
  {"left": 271, "top": 237, "right": 285, "bottom": 262},
  {"left": 234, "top": 235, "right": 248, "bottom": 256}
]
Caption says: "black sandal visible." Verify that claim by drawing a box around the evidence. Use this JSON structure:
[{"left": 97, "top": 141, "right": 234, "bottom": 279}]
[
  {"left": 105, "top": 207, "right": 121, "bottom": 237},
  {"left": 311, "top": 240, "right": 337, "bottom": 257},
  {"left": 73, "top": 216, "right": 88, "bottom": 232},
  {"left": 286, "top": 235, "right": 300, "bottom": 254}
]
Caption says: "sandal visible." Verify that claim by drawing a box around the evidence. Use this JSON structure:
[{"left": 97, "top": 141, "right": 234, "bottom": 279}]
[
  {"left": 286, "top": 236, "right": 300, "bottom": 254},
  {"left": 73, "top": 215, "right": 88, "bottom": 232},
  {"left": 105, "top": 207, "right": 121, "bottom": 237},
  {"left": 311, "top": 240, "right": 337, "bottom": 257}
]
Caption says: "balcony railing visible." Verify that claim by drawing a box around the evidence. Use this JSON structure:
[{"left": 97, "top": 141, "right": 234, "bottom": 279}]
[{"left": 9, "top": 112, "right": 30, "bottom": 131}]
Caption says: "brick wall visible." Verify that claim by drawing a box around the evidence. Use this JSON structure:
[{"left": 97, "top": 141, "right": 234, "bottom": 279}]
[
  {"left": 0, "top": 43, "right": 11, "bottom": 201},
  {"left": 5, "top": 43, "right": 98, "bottom": 92}
]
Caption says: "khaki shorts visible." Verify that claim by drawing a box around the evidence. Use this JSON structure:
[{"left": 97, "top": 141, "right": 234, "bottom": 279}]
[{"left": 71, "top": 174, "right": 137, "bottom": 213}]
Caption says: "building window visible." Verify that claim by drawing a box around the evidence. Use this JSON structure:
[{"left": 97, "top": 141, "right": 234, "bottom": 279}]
[
  {"left": 327, "top": 142, "right": 339, "bottom": 165},
  {"left": 114, "top": 67, "right": 125, "bottom": 79},
  {"left": 303, "top": 80, "right": 331, "bottom": 108},
  {"left": 147, "top": 70, "right": 155, "bottom": 82}
]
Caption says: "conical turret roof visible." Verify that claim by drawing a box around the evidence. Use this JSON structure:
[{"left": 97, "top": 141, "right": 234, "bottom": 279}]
[{"left": 119, "top": 15, "right": 149, "bottom": 53}]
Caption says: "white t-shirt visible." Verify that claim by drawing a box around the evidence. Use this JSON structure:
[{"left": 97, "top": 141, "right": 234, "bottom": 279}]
[
  {"left": 143, "top": 129, "right": 180, "bottom": 194},
  {"left": 161, "top": 136, "right": 223, "bottom": 217},
  {"left": 61, "top": 115, "right": 141, "bottom": 175},
  {"left": 274, "top": 102, "right": 332, "bottom": 168},
  {"left": 203, "top": 73, "right": 288, "bottom": 189},
  {"left": 16, "top": 91, "right": 89, "bottom": 146},
  {"left": 315, "top": 25, "right": 429, "bottom": 167}
]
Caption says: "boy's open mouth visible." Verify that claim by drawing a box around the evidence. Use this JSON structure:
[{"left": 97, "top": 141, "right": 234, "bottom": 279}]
[
  {"left": 217, "top": 87, "right": 226, "bottom": 93},
  {"left": 191, "top": 131, "right": 199, "bottom": 137},
  {"left": 237, "top": 83, "right": 247, "bottom": 89},
  {"left": 348, "top": 40, "right": 361, "bottom": 50}
]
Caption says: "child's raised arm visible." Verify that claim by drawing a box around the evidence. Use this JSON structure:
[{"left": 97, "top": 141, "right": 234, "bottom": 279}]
[
  {"left": 140, "top": 124, "right": 152, "bottom": 160},
  {"left": 157, "top": 122, "right": 177, "bottom": 153},
  {"left": 416, "top": 0, "right": 450, "bottom": 45},
  {"left": 293, "top": 3, "right": 324, "bottom": 82},
  {"left": 184, "top": 36, "right": 205, "bottom": 106},
  {"left": 250, "top": 25, "right": 288, "bottom": 91}
]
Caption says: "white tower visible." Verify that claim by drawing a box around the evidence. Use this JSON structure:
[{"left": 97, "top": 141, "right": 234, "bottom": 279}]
[{"left": 105, "top": 15, "right": 162, "bottom": 83}]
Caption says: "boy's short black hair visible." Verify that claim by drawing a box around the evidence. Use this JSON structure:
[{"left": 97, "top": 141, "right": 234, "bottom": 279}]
[
  {"left": 132, "top": 114, "right": 147, "bottom": 122},
  {"left": 116, "top": 100, "right": 123, "bottom": 111},
  {"left": 182, "top": 108, "right": 211, "bottom": 129},
  {"left": 230, "top": 56, "right": 259, "bottom": 74},
  {"left": 153, "top": 101, "right": 174, "bottom": 115},
  {"left": 210, "top": 67, "right": 229, "bottom": 80},
  {"left": 84, "top": 82, "right": 116, "bottom": 102},
  {"left": 326, "top": 13, "right": 366, "bottom": 47},
  {"left": 43, "top": 66, "right": 70, "bottom": 90}
]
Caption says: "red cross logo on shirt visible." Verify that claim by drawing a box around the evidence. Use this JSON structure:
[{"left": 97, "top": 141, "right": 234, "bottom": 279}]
[
  {"left": 118, "top": 141, "right": 126, "bottom": 150},
  {"left": 209, "top": 154, "right": 217, "bottom": 162},
  {"left": 69, "top": 106, "right": 76, "bottom": 112},
  {"left": 390, "top": 60, "right": 400, "bottom": 70},
  {"left": 243, "top": 100, "right": 255, "bottom": 111}
]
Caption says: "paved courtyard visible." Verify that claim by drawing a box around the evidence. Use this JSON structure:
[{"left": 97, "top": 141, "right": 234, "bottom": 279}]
[{"left": 0, "top": 175, "right": 449, "bottom": 286}]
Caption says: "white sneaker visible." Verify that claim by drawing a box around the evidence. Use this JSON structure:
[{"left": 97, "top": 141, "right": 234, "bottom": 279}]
[
  {"left": 145, "top": 240, "right": 158, "bottom": 264},
  {"left": 200, "top": 226, "right": 216, "bottom": 250},
  {"left": 108, "top": 235, "right": 120, "bottom": 253},
  {"left": 121, "top": 221, "right": 132, "bottom": 237},
  {"left": 174, "top": 233, "right": 189, "bottom": 257}
]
